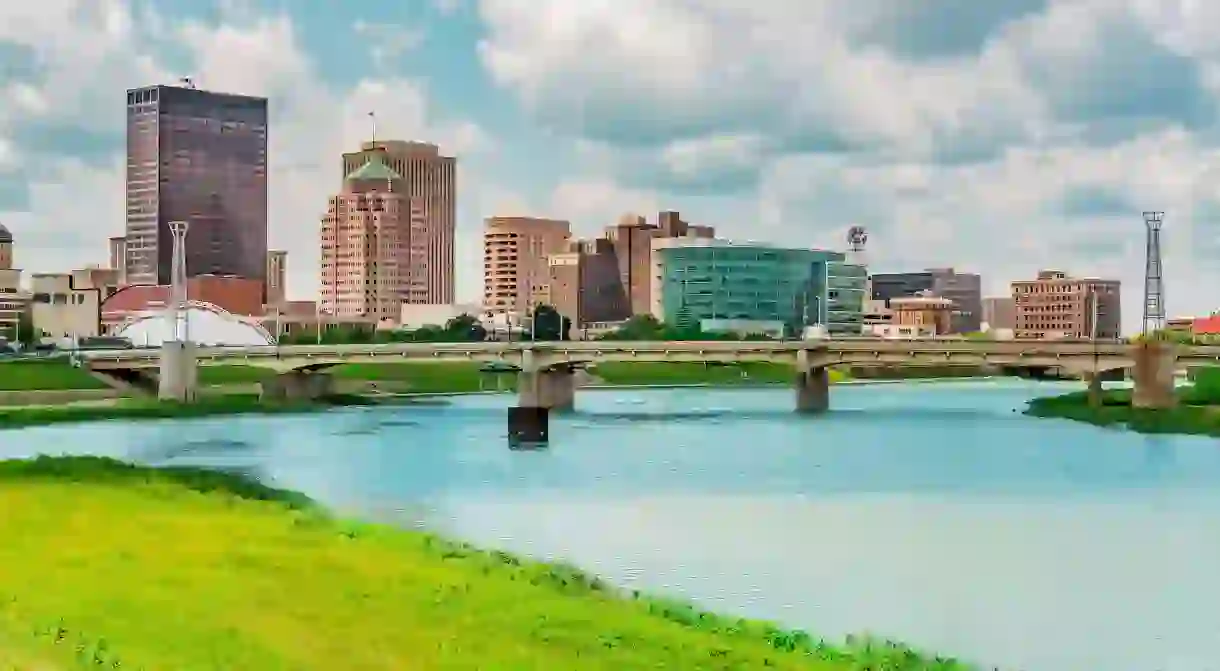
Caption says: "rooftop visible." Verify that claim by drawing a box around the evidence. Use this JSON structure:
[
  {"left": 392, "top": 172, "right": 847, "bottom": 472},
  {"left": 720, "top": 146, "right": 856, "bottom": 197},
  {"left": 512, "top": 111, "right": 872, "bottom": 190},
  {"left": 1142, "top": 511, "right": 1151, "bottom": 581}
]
[{"left": 346, "top": 152, "right": 402, "bottom": 181}]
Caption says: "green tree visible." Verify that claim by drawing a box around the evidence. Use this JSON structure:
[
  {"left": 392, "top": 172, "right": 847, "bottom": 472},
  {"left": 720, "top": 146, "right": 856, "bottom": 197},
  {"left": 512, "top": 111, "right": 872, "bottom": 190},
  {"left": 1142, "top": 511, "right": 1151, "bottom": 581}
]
[
  {"left": 443, "top": 314, "right": 487, "bottom": 342},
  {"left": 530, "top": 304, "right": 565, "bottom": 341}
]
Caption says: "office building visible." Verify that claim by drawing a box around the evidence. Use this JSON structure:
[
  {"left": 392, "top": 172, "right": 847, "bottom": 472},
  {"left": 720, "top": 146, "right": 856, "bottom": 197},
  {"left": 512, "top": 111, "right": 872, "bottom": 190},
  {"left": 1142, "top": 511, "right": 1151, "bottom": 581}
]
[
  {"left": 870, "top": 268, "right": 982, "bottom": 333},
  {"left": 1011, "top": 270, "right": 1121, "bottom": 340},
  {"left": 124, "top": 84, "right": 268, "bottom": 286},
  {"left": 342, "top": 141, "right": 455, "bottom": 303},
  {"left": 649, "top": 238, "right": 866, "bottom": 336},
  {"left": 29, "top": 268, "right": 121, "bottom": 342},
  {"left": 320, "top": 153, "right": 430, "bottom": 321},
  {"left": 266, "top": 250, "right": 287, "bottom": 306},
  {"left": 0, "top": 223, "right": 25, "bottom": 341},
  {"left": 548, "top": 238, "right": 627, "bottom": 329},
  {"left": 482, "top": 216, "right": 571, "bottom": 320},
  {"left": 603, "top": 211, "right": 714, "bottom": 315}
]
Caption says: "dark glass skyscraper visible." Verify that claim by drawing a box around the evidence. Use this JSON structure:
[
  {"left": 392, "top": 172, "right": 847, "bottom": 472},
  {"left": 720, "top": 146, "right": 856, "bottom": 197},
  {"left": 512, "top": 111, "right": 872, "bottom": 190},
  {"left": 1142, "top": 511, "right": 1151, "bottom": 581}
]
[{"left": 124, "top": 84, "right": 268, "bottom": 286}]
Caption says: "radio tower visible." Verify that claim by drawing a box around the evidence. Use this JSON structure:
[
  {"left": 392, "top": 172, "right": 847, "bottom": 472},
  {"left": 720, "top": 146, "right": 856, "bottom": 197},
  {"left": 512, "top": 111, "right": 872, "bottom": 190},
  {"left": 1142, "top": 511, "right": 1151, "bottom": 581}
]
[{"left": 1142, "top": 211, "right": 1166, "bottom": 336}]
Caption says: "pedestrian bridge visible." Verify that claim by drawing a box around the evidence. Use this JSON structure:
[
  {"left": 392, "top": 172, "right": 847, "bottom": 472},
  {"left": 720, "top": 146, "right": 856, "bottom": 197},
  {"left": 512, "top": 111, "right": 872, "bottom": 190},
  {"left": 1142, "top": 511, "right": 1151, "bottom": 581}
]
[{"left": 77, "top": 339, "right": 1215, "bottom": 414}]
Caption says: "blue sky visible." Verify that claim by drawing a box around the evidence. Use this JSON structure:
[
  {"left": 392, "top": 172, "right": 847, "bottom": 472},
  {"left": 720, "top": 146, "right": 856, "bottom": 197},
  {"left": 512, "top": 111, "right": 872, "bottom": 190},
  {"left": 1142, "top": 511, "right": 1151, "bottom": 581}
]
[{"left": 3, "top": 0, "right": 1220, "bottom": 332}]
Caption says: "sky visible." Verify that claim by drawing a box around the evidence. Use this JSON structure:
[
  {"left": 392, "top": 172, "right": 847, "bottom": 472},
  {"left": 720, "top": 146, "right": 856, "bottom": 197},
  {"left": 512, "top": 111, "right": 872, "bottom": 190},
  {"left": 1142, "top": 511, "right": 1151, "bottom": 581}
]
[{"left": 2, "top": 0, "right": 1220, "bottom": 334}]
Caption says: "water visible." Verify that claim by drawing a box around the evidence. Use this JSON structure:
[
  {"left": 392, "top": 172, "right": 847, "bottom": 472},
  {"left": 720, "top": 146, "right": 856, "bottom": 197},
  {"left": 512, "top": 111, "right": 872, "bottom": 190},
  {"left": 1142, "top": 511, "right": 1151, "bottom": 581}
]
[{"left": 4, "top": 379, "right": 1220, "bottom": 671}]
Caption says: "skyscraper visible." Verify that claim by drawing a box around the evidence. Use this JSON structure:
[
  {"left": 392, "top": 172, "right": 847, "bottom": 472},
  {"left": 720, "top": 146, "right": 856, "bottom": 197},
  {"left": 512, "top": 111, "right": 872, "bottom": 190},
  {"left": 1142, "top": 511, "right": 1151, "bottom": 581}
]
[
  {"left": 124, "top": 83, "right": 268, "bottom": 286},
  {"left": 320, "top": 153, "right": 430, "bottom": 321},
  {"left": 341, "top": 141, "right": 455, "bottom": 303}
]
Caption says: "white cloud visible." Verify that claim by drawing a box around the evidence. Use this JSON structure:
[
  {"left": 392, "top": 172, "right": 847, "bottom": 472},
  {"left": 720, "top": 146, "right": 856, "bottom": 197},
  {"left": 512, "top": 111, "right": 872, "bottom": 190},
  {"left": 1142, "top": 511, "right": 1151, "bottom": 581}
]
[
  {"left": 0, "top": 4, "right": 488, "bottom": 304},
  {"left": 476, "top": 0, "right": 1220, "bottom": 330}
]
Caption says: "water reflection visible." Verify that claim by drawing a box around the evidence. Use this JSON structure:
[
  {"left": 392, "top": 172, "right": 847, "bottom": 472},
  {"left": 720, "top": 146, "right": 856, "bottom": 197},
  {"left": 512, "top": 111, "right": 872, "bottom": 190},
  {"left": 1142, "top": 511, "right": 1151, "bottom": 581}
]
[{"left": 2, "top": 380, "right": 1219, "bottom": 670}]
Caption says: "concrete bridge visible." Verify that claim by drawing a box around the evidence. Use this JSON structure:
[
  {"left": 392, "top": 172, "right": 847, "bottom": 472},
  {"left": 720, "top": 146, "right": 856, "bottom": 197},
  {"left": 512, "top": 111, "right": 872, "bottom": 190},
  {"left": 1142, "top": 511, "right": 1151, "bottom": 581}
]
[{"left": 78, "top": 339, "right": 1218, "bottom": 415}]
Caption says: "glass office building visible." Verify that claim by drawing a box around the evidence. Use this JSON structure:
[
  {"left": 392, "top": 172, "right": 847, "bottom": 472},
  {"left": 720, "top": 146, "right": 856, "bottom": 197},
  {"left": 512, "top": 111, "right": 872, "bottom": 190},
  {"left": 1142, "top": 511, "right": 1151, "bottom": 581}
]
[{"left": 650, "top": 238, "right": 866, "bottom": 336}]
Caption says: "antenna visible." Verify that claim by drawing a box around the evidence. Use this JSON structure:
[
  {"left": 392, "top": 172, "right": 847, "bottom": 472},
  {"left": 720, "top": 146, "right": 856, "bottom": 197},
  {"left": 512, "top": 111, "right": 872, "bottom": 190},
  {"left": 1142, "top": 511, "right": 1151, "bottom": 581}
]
[{"left": 1142, "top": 211, "right": 1166, "bottom": 336}]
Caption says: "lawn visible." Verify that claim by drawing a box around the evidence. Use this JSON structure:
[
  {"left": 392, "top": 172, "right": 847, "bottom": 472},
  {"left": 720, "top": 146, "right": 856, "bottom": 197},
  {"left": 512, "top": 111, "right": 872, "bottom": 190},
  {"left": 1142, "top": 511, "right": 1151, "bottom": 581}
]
[
  {"left": 0, "top": 360, "right": 108, "bottom": 391},
  {"left": 0, "top": 456, "right": 966, "bottom": 670}
]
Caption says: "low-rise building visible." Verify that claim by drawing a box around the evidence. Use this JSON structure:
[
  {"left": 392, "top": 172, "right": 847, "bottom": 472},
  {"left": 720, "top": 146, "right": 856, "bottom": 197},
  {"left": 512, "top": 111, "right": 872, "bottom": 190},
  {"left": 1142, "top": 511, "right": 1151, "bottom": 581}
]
[
  {"left": 101, "top": 275, "right": 265, "bottom": 334},
  {"left": 29, "top": 268, "right": 121, "bottom": 343},
  {"left": 871, "top": 268, "right": 982, "bottom": 333},
  {"left": 890, "top": 292, "right": 955, "bottom": 337},
  {"left": 649, "top": 237, "right": 866, "bottom": 336}
]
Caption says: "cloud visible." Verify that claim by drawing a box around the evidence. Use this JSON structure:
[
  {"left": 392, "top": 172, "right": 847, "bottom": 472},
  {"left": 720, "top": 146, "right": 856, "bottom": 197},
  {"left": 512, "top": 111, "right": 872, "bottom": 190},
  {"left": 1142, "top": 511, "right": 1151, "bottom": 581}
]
[
  {"left": 475, "top": 0, "right": 1220, "bottom": 330},
  {"left": 0, "top": 2, "right": 487, "bottom": 304}
]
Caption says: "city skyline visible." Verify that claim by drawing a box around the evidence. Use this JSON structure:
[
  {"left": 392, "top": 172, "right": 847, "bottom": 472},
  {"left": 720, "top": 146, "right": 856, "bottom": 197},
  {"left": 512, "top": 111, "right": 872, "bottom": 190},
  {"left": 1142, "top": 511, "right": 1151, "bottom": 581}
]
[{"left": 1, "top": 2, "right": 1219, "bottom": 334}]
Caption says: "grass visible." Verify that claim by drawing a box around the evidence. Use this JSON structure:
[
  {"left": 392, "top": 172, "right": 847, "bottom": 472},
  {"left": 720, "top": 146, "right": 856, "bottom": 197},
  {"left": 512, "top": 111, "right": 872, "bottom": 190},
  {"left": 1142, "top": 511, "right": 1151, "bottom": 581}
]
[
  {"left": 0, "top": 455, "right": 969, "bottom": 670},
  {"left": 0, "top": 393, "right": 375, "bottom": 430},
  {"left": 1024, "top": 367, "right": 1220, "bottom": 436},
  {"left": 0, "top": 360, "right": 108, "bottom": 391}
]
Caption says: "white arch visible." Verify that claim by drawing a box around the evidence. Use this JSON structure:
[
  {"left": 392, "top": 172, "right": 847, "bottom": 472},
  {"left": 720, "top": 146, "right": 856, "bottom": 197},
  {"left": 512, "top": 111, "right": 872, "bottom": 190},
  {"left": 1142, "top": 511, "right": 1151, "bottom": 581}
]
[{"left": 115, "top": 301, "right": 275, "bottom": 347}]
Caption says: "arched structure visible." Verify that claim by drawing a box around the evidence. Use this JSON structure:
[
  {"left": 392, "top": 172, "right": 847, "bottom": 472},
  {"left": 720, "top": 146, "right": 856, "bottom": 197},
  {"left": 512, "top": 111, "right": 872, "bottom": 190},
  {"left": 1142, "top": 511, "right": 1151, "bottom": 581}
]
[{"left": 114, "top": 301, "right": 274, "bottom": 347}]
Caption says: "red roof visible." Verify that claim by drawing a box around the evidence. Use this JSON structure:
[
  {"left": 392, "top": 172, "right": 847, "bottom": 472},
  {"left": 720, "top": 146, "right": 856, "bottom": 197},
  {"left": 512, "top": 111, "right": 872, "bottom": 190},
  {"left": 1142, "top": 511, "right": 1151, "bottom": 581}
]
[
  {"left": 101, "top": 285, "right": 170, "bottom": 317},
  {"left": 1193, "top": 315, "right": 1220, "bottom": 335}
]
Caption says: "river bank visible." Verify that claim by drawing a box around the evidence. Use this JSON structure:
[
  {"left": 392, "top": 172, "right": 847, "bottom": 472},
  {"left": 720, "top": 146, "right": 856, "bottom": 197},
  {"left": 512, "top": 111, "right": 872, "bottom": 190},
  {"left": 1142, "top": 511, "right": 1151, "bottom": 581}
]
[
  {"left": 1024, "top": 369, "right": 1220, "bottom": 436},
  {"left": 0, "top": 360, "right": 1003, "bottom": 429},
  {"left": 0, "top": 454, "right": 965, "bottom": 670}
]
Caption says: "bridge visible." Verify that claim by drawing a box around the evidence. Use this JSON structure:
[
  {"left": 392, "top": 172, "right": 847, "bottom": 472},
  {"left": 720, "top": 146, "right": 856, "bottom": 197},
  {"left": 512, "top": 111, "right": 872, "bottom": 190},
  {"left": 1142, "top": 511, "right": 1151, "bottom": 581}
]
[{"left": 78, "top": 339, "right": 1213, "bottom": 422}]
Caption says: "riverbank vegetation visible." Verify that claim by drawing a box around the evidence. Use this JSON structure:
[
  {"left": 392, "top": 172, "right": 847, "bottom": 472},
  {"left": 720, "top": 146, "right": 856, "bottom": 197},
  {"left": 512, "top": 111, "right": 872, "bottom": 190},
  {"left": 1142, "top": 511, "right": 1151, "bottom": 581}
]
[
  {"left": 0, "top": 393, "right": 375, "bottom": 429},
  {"left": 0, "top": 455, "right": 968, "bottom": 670},
  {"left": 1025, "top": 368, "right": 1220, "bottom": 436}
]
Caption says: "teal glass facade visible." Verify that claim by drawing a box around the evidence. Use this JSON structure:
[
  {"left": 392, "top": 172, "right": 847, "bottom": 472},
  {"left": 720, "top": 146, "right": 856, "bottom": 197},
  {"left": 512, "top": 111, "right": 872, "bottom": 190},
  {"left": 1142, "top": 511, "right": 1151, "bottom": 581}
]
[{"left": 654, "top": 242, "right": 865, "bottom": 336}]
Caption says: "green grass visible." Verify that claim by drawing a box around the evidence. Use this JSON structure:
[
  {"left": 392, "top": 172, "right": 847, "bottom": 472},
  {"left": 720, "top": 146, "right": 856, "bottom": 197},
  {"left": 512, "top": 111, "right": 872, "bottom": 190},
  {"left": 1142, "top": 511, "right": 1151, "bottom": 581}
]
[
  {"left": 591, "top": 361, "right": 836, "bottom": 386},
  {"left": 0, "top": 360, "right": 108, "bottom": 391},
  {"left": 0, "top": 393, "right": 374, "bottom": 430},
  {"left": 1024, "top": 368, "right": 1220, "bottom": 436},
  {"left": 0, "top": 455, "right": 969, "bottom": 670}
]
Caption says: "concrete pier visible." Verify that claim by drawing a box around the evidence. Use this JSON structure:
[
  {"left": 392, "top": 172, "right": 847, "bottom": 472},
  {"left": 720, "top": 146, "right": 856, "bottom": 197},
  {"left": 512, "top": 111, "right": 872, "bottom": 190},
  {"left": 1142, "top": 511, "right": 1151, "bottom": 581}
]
[
  {"left": 517, "top": 368, "right": 575, "bottom": 411},
  {"left": 1131, "top": 341, "right": 1178, "bottom": 409},
  {"left": 795, "top": 366, "right": 830, "bottom": 413},
  {"left": 157, "top": 341, "right": 198, "bottom": 402},
  {"left": 259, "top": 371, "right": 336, "bottom": 402},
  {"left": 1085, "top": 373, "right": 1103, "bottom": 408}
]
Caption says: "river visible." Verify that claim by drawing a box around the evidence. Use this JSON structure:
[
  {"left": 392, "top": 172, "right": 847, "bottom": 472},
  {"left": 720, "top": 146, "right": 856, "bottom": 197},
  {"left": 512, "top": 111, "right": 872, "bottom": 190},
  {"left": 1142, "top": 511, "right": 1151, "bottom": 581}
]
[{"left": 4, "top": 379, "right": 1219, "bottom": 671}]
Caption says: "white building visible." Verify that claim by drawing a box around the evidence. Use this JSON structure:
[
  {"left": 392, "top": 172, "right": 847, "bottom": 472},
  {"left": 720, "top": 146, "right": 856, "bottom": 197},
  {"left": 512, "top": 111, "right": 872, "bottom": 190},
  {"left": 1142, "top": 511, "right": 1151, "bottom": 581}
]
[{"left": 114, "top": 301, "right": 275, "bottom": 347}]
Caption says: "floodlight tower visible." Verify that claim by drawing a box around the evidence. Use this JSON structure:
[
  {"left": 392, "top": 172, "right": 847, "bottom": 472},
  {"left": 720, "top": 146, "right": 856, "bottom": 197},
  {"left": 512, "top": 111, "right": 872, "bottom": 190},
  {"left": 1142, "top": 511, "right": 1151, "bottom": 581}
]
[{"left": 1142, "top": 211, "right": 1166, "bottom": 336}]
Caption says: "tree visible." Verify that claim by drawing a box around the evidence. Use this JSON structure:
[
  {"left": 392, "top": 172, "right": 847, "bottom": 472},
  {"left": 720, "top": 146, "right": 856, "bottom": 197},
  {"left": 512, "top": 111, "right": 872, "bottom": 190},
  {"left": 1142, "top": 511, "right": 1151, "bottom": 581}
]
[
  {"left": 443, "top": 314, "right": 487, "bottom": 342},
  {"left": 530, "top": 304, "right": 565, "bottom": 341}
]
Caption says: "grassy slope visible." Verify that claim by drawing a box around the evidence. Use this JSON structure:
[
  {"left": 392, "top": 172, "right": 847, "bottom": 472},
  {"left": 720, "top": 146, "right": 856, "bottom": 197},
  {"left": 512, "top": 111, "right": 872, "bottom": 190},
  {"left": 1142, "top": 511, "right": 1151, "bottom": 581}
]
[{"left": 0, "top": 456, "right": 965, "bottom": 671}]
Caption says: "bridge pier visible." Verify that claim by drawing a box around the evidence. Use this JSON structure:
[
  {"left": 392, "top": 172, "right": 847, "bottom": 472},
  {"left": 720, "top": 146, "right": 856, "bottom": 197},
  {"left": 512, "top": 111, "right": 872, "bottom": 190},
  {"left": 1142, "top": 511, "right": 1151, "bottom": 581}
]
[
  {"left": 158, "top": 341, "right": 198, "bottom": 402},
  {"left": 790, "top": 356, "right": 829, "bottom": 412},
  {"left": 260, "top": 371, "right": 336, "bottom": 402},
  {"left": 1084, "top": 373, "right": 1103, "bottom": 408},
  {"left": 1131, "top": 341, "right": 1177, "bottom": 409},
  {"left": 517, "top": 368, "right": 575, "bottom": 411}
]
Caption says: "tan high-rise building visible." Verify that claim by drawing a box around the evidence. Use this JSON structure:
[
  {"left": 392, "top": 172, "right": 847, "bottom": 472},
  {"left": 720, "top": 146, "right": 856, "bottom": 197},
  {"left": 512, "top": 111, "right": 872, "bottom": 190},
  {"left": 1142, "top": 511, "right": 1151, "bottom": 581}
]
[
  {"left": 266, "top": 250, "right": 287, "bottom": 306},
  {"left": 108, "top": 236, "right": 127, "bottom": 283},
  {"left": 320, "top": 153, "right": 430, "bottom": 321},
  {"left": 603, "top": 210, "right": 714, "bottom": 315},
  {"left": 1011, "top": 270, "right": 1121, "bottom": 340},
  {"left": 341, "top": 141, "right": 455, "bottom": 303},
  {"left": 548, "top": 237, "right": 628, "bottom": 330},
  {"left": 482, "top": 217, "right": 571, "bottom": 319}
]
